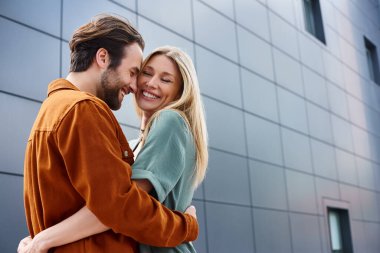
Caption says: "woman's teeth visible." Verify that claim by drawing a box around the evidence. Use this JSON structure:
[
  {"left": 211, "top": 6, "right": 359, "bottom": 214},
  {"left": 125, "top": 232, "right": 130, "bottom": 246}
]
[{"left": 143, "top": 91, "right": 159, "bottom": 99}]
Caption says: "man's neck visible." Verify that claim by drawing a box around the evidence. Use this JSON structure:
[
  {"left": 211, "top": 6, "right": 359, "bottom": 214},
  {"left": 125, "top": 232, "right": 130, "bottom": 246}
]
[{"left": 66, "top": 70, "right": 99, "bottom": 96}]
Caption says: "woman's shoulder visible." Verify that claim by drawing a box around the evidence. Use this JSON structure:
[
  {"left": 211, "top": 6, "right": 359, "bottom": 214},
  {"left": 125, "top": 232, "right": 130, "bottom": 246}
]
[{"left": 154, "top": 109, "right": 189, "bottom": 129}]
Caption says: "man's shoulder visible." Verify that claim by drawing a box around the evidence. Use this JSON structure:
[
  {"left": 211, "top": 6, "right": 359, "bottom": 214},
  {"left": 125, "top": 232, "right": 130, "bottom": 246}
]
[
  {"left": 52, "top": 89, "right": 102, "bottom": 107},
  {"left": 56, "top": 91, "right": 114, "bottom": 122},
  {"left": 46, "top": 78, "right": 109, "bottom": 111},
  {"left": 39, "top": 84, "right": 113, "bottom": 132}
]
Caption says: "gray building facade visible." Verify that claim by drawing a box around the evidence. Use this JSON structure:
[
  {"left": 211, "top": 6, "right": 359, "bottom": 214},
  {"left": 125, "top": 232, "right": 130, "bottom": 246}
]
[{"left": 1, "top": 0, "right": 380, "bottom": 252}]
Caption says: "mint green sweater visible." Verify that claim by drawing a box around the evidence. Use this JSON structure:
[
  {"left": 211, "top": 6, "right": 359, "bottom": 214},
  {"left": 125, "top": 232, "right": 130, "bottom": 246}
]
[{"left": 131, "top": 110, "right": 197, "bottom": 253}]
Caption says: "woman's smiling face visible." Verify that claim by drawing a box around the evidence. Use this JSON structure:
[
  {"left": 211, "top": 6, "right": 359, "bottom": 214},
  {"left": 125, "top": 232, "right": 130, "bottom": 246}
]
[{"left": 135, "top": 54, "right": 182, "bottom": 116}]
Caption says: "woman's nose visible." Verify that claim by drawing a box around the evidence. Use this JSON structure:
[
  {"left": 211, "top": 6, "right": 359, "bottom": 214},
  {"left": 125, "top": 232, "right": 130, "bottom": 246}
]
[{"left": 146, "top": 76, "right": 158, "bottom": 88}]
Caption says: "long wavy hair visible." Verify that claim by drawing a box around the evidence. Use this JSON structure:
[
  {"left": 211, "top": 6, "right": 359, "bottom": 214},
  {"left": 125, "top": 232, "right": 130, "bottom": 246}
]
[{"left": 136, "top": 46, "right": 208, "bottom": 188}]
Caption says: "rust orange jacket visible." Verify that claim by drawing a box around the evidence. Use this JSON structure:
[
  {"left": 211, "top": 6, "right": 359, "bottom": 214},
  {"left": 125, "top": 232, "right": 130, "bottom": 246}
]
[{"left": 24, "top": 79, "right": 198, "bottom": 252}]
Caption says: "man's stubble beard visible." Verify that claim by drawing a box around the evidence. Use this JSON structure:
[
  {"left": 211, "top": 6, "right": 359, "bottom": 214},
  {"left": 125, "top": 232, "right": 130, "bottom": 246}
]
[{"left": 100, "top": 68, "right": 124, "bottom": 110}]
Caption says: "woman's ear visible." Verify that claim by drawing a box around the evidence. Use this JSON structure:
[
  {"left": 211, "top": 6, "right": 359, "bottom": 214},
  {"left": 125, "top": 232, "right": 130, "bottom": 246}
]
[{"left": 95, "top": 48, "right": 110, "bottom": 69}]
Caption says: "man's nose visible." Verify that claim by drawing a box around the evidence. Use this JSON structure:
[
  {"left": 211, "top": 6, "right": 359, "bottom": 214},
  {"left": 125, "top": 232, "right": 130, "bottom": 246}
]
[{"left": 129, "top": 79, "right": 137, "bottom": 94}]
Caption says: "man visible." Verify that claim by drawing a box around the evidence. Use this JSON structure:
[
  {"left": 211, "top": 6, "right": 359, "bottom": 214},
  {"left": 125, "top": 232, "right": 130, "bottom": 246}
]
[{"left": 22, "top": 14, "right": 198, "bottom": 252}]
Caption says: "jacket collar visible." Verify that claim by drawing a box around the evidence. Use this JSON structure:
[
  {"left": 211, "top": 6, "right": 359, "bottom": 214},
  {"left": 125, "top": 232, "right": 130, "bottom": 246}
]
[{"left": 47, "top": 79, "right": 79, "bottom": 97}]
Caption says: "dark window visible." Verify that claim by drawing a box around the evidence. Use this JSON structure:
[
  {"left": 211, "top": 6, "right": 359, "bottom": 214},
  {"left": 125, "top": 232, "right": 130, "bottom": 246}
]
[
  {"left": 327, "top": 208, "right": 353, "bottom": 253},
  {"left": 303, "top": 0, "right": 326, "bottom": 44},
  {"left": 364, "top": 37, "right": 380, "bottom": 84}
]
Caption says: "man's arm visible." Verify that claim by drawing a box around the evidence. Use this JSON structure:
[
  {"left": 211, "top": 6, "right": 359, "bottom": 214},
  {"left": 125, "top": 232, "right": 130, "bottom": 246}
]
[
  {"left": 18, "top": 207, "right": 106, "bottom": 253},
  {"left": 56, "top": 100, "right": 198, "bottom": 247}
]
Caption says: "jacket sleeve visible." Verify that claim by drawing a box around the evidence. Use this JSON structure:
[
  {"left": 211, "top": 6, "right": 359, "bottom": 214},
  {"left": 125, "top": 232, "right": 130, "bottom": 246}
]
[{"left": 55, "top": 100, "right": 198, "bottom": 246}]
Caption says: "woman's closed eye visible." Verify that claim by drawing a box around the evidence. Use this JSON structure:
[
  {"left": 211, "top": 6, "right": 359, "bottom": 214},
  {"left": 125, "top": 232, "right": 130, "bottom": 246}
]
[{"left": 161, "top": 78, "right": 172, "bottom": 83}]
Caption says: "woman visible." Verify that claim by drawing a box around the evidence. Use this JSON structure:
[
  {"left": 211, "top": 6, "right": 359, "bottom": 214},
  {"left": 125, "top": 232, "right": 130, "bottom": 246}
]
[{"left": 18, "top": 46, "right": 208, "bottom": 253}]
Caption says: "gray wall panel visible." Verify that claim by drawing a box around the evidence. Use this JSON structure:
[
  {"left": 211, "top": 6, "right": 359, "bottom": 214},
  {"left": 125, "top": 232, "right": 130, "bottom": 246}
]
[
  {"left": 200, "top": 0, "right": 234, "bottom": 19},
  {"left": 0, "top": 94, "right": 40, "bottom": 174},
  {"left": 359, "top": 189, "right": 380, "bottom": 222},
  {"left": 138, "top": 17, "right": 195, "bottom": 59},
  {"left": 340, "top": 183, "right": 363, "bottom": 219},
  {"left": 138, "top": 0, "right": 193, "bottom": 39},
  {"left": 273, "top": 49, "right": 304, "bottom": 96},
  {"left": 253, "top": 209, "right": 292, "bottom": 253},
  {"left": 298, "top": 33, "right": 324, "bottom": 76},
  {"left": 269, "top": 11, "right": 299, "bottom": 59},
  {"left": 307, "top": 102, "right": 333, "bottom": 143},
  {"left": 204, "top": 97, "right": 246, "bottom": 156},
  {"left": 245, "top": 113, "right": 283, "bottom": 165},
  {"left": 0, "top": 175, "right": 28, "bottom": 253},
  {"left": 62, "top": 0, "right": 137, "bottom": 41},
  {"left": 336, "top": 148, "right": 358, "bottom": 185},
  {"left": 0, "top": 0, "right": 60, "bottom": 36},
  {"left": 193, "top": 1, "right": 238, "bottom": 62},
  {"left": 111, "top": 0, "right": 136, "bottom": 11},
  {"left": 290, "top": 213, "right": 322, "bottom": 253},
  {"left": 250, "top": 160, "right": 288, "bottom": 210},
  {"left": 241, "top": 69, "right": 279, "bottom": 122},
  {"left": 352, "top": 124, "right": 372, "bottom": 159},
  {"left": 237, "top": 26, "right": 274, "bottom": 80},
  {"left": 278, "top": 87, "right": 308, "bottom": 134},
  {"left": 235, "top": 0, "right": 270, "bottom": 41},
  {"left": 323, "top": 51, "right": 344, "bottom": 88},
  {"left": 196, "top": 46, "right": 242, "bottom": 108},
  {"left": 61, "top": 41, "right": 70, "bottom": 77},
  {"left": 311, "top": 139, "right": 338, "bottom": 180},
  {"left": 193, "top": 182, "right": 204, "bottom": 200},
  {"left": 206, "top": 202, "right": 255, "bottom": 253},
  {"left": 364, "top": 222, "right": 380, "bottom": 253},
  {"left": 204, "top": 150, "right": 250, "bottom": 205},
  {"left": 286, "top": 170, "right": 317, "bottom": 214},
  {"left": 282, "top": 128, "right": 313, "bottom": 173},
  {"left": 267, "top": 0, "right": 296, "bottom": 25},
  {"left": 315, "top": 178, "right": 340, "bottom": 214},
  {"left": 192, "top": 200, "right": 207, "bottom": 253},
  {"left": 356, "top": 157, "right": 377, "bottom": 190},
  {"left": 351, "top": 220, "right": 369, "bottom": 253},
  {"left": 331, "top": 115, "right": 355, "bottom": 152},
  {"left": 0, "top": 17, "right": 60, "bottom": 101},
  {"left": 303, "top": 67, "right": 329, "bottom": 109}
]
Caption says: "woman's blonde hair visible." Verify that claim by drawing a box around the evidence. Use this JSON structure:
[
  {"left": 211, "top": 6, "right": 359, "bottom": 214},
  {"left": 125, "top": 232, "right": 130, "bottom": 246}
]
[{"left": 136, "top": 46, "right": 208, "bottom": 188}]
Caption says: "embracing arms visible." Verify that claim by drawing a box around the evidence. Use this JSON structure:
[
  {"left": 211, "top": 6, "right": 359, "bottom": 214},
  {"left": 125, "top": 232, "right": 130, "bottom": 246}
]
[{"left": 18, "top": 179, "right": 196, "bottom": 253}]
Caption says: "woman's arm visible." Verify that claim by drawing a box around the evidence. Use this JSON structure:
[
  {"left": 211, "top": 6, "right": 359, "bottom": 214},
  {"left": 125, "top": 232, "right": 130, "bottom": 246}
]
[{"left": 133, "top": 179, "right": 153, "bottom": 192}]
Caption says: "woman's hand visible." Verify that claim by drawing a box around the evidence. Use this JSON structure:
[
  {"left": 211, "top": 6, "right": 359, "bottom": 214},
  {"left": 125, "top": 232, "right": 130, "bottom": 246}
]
[
  {"left": 17, "top": 235, "right": 48, "bottom": 253},
  {"left": 17, "top": 236, "right": 32, "bottom": 253},
  {"left": 185, "top": 205, "right": 197, "bottom": 219}
]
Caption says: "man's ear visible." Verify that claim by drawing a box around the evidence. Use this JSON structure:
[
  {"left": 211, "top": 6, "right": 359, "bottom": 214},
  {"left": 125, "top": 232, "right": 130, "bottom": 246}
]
[{"left": 95, "top": 48, "right": 110, "bottom": 69}]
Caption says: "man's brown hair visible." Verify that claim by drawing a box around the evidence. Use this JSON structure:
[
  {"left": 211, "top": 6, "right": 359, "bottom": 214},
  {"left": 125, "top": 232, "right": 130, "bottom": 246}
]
[{"left": 69, "top": 14, "right": 145, "bottom": 72}]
